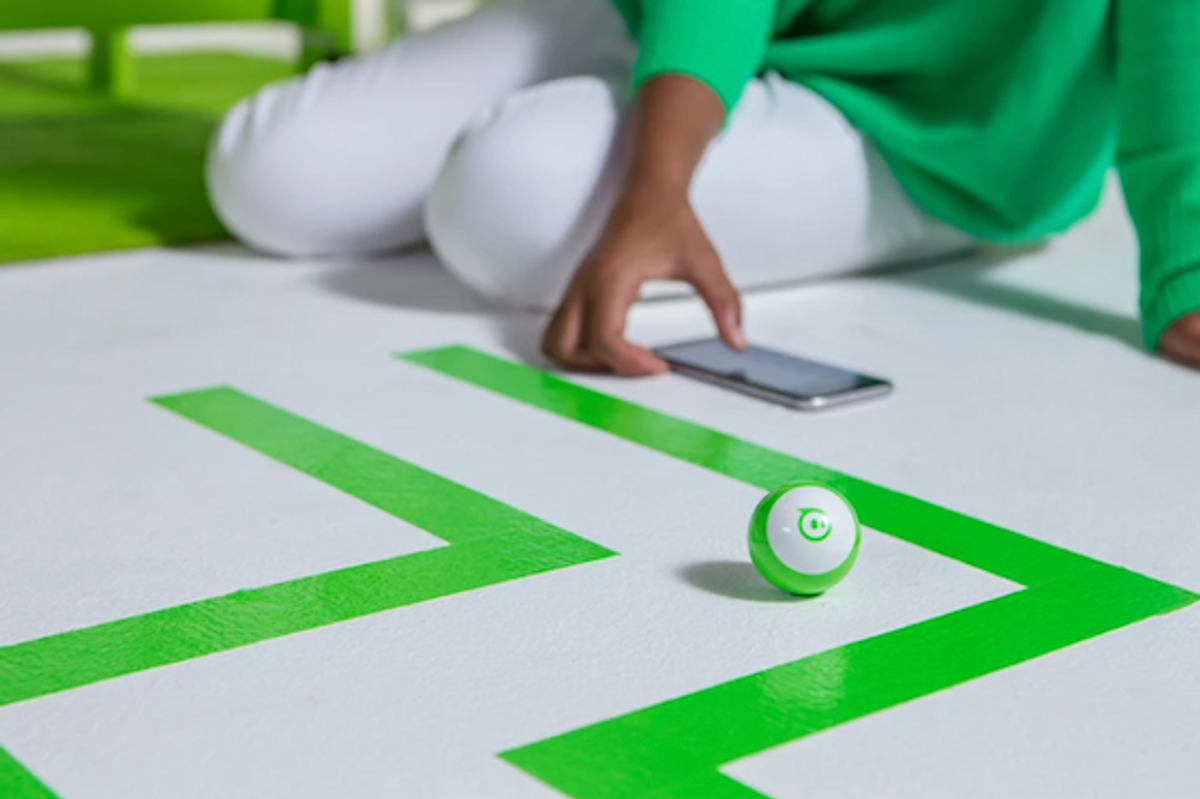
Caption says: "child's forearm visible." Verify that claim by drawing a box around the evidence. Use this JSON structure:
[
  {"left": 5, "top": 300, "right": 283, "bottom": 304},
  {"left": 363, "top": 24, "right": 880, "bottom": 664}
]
[{"left": 623, "top": 74, "right": 725, "bottom": 203}]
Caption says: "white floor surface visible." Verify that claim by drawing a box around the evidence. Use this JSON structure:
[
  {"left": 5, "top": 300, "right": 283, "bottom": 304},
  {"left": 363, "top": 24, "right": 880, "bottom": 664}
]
[{"left": 1, "top": 184, "right": 1198, "bottom": 798}]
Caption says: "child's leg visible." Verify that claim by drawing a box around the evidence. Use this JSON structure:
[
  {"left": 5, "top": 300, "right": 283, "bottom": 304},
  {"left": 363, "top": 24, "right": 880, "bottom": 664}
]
[
  {"left": 427, "top": 73, "right": 975, "bottom": 309},
  {"left": 206, "top": 0, "right": 633, "bottom": 258}
]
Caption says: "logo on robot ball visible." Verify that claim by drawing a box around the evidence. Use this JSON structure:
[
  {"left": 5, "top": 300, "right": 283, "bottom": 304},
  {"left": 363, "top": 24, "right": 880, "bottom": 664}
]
[{"left": 796, "top": 508, "right": 833, "bottom": 542}]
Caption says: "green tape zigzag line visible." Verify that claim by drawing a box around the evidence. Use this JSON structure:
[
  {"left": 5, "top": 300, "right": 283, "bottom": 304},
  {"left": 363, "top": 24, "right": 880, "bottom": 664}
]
[
  {"left": 0, "top": 386, "right": 614, "bottom": 797},
  {"left": 402, "top": 345, "right": 1199, "bottom": 799}
]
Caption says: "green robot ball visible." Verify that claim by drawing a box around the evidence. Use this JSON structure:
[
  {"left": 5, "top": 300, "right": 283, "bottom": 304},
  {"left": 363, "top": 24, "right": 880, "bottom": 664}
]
[{"left": 748, "top": 482, "right": 861, "bottom": 595}]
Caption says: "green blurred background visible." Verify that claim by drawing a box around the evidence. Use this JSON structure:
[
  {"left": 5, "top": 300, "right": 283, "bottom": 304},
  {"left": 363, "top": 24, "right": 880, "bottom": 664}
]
[{"left": 0, "top": 1, "right": 475, "bottom": 263}]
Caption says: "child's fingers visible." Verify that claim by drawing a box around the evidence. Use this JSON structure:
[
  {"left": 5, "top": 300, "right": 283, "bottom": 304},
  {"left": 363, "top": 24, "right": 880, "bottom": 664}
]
[
  {"left": 584, "top": 277, "right": 669, "bottom": 377},
  {"left": 542, "top": 288, "right": 604, "bottom": 370}
]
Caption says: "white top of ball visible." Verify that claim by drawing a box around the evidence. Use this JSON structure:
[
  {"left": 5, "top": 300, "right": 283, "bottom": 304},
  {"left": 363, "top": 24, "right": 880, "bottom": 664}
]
[{"left": 765, "top": 485, "right": 859, "bottom": 576}]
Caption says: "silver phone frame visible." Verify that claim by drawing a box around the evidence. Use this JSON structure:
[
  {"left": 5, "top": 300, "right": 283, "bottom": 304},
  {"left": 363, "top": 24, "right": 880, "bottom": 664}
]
[{"left": 659, "top": 347, "right": 894, "bottom": 411}]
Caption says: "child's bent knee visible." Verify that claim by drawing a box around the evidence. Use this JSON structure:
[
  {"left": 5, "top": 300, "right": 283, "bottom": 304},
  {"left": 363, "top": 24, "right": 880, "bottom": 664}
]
[
  {"left": 206, "top": 93, "right": 323, "bottom": 258},
  {"left": 206, "top": 72, "right": 426, "bottom": 259},
  {"left": 425, "top": 78, "right": 624, "bottom": 308}
]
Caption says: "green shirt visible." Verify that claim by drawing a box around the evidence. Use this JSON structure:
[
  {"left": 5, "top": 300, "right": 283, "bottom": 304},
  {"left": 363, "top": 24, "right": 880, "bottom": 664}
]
[{"left": 609, "top": 0, "right": 1200, "bottom": 348}]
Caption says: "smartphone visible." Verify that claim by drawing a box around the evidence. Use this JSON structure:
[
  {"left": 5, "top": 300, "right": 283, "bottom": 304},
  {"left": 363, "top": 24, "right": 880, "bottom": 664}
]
[{"left": 654, "top": 338, "right": 893, "bottom": 411}]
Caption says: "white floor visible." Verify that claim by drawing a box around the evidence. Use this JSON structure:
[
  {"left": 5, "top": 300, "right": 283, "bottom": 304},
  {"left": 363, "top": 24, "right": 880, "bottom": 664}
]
[{"left": 1, "top": 184, "right": 1198, "bottom": 798}]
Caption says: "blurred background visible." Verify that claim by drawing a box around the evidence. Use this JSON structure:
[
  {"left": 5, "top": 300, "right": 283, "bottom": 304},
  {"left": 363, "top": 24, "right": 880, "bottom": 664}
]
[{"left": 0, "top": 0, "right": 482, "bottom": 264}]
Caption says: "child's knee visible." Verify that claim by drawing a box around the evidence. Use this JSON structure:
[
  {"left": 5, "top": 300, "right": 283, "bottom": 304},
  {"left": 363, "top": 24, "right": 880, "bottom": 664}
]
[
  {"left": 425, "top": 77, "right": 624, "bottom": 308},
  {"left": 207, "top": 84, "right": 330, "bottom": 258},
  {"left": 206, "top": 68, "right": 425, "bottom": 258}
]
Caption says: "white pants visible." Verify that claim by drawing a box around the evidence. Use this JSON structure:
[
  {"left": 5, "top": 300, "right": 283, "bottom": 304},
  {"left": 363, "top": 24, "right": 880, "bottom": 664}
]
[{"left": 207, "top": 0, "right": 971, "bottom": 309}]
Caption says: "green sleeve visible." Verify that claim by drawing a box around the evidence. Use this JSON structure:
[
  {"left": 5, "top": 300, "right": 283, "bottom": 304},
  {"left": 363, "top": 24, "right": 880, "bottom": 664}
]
[
  {"left": 1115, "top": 1, "right": 1200, "bottom": 349},
  {"left": 617, "top": 0, "right": 776, "bottom": 114}
]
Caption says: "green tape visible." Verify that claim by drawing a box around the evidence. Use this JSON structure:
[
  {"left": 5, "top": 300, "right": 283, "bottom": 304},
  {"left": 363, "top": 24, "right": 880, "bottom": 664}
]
[
  {"left": 2, "top": 350, "right": 1196, "bottom": 797},
  {"left": 0, "top": 749, "right": 57, "bottom": 799},
  {"left": 0, "top": 386, "right": 614, "bottom": 708},
  {"left": 156, "top": 387, "right": 559, "bottom": 547},
  {"left": 401, "top": 345, "right": 1199, "bottom": 799},
  {"left": 502, "top": 576, "right": 1185, "bottom": 798}
]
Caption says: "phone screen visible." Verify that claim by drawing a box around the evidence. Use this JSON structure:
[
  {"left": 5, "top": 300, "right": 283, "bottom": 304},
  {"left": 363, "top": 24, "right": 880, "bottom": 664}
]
[{"left": 655, "top": 339, "right": 889, "bottom": 400}]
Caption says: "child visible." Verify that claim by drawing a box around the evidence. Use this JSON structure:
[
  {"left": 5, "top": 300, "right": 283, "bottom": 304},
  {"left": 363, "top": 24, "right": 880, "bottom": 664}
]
[{"left": 207, "top": 0, "right": 1200, "bottom": 374}]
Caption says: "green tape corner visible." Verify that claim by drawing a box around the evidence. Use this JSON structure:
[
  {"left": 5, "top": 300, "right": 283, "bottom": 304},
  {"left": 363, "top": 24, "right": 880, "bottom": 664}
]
[
  {"left": 401, "top": 345, "right": 1199, "bottom": 799},
  {"left": 0, "top": 382, "right": 615, "bottom": 797}
]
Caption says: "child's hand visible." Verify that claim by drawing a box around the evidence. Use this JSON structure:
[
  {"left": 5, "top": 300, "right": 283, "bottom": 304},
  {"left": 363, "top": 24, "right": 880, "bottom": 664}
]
[
  {"left": 540, "top": 74, "right": 738, "bottom": 376},
  {"left": 1159, "top": 311, "right": 1200, "bottom": 368},
  {"left": 540, "top": 189, "right": 744, "bottom": 376}
]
